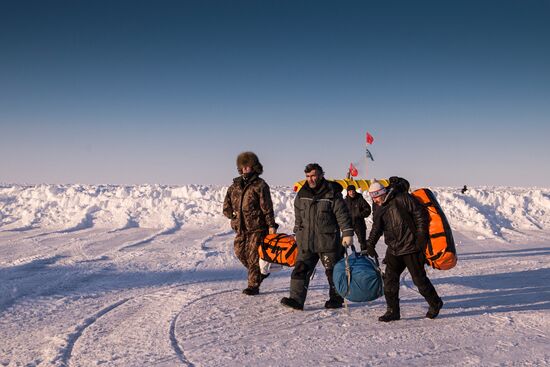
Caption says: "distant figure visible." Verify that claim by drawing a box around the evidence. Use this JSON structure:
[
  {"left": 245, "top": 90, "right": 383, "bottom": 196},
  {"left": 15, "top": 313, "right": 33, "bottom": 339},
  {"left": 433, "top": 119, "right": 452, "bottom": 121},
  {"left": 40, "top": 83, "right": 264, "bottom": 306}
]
[
  {"left": 280, "top": 163, "right": 354, "bottom": 310},
  {"left": 344, "top": 185, "right": 372, "bottom": 251},
  {"left": 365, "top": 179, "right": 443, "bottom": 321},
  {"left": 461, "top": 185, "right": 468, "bottom": 194},
  {"left": 223, "top": 152, "right": 278, "bottom": 296}
]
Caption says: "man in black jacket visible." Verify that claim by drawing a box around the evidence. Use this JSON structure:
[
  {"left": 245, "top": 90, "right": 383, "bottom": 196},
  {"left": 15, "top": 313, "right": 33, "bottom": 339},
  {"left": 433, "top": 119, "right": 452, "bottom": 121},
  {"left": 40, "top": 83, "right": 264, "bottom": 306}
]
[
  {"left": 364, "top": 180, "right": 443, "bottom": 321},
  {"left": 281, "top": 163, "right": 354, "bottom": 310},
  {"left": 344, "top": 185, "right": 372, "bottom": 250}
]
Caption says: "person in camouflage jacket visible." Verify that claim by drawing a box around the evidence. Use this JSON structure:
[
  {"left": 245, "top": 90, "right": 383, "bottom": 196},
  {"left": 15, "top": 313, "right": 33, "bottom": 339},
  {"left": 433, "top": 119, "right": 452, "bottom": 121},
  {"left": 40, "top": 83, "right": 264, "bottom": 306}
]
[{"left": 223, "top": 152, "right": 278, "bottom": 295}]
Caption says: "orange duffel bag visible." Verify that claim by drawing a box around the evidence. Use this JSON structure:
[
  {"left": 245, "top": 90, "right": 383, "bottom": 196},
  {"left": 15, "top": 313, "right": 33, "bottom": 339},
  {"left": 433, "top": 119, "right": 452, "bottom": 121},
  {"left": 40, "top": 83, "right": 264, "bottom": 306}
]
[
  {"left": 412, "top": 188, "right": 457, "bottom": 270},
  {"left": 258, "top": 233, "right": 297, "bottom": 267}
]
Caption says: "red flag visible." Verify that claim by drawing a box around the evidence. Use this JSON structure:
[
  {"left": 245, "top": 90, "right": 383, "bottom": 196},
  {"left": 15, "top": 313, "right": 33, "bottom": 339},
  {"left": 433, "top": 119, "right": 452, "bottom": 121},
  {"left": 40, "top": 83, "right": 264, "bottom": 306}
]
[
  {"left": 349, "top": 163, "right": 358, "bottom": 177},
  {"left": 366, "top": 132, "right": 374, "bottom": 145}
]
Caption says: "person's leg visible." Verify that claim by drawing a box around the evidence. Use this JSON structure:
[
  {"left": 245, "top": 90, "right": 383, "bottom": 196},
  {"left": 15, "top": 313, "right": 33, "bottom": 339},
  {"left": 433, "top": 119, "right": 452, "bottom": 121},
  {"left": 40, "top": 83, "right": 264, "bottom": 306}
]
[
  {"left": 320, "top": 251, "right": 345, "bottom": 308},
  {"left": 380, "top": 252, "right": 406, "bottom": 321},
  {"left": 242, "top": 231, "right": 265, "bottom": 295},
  {"left": 355, "top": 223, "right": 367, "bottom": 250},
  {"left": 282, "top": 252, "right": 319, "bottom": 309},
  {"left": 404, "top": 252, "right": 443, "bottom": 318},
  {"left": 233, "top": 232, "right": 248, "bottom": 268}
]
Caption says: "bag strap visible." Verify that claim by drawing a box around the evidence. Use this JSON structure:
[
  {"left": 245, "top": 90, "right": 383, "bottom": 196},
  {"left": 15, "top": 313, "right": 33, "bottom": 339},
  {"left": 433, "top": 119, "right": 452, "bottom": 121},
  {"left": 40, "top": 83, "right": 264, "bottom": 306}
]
[{"left": 343, "top": 244, "right": 352, "bottom": 314}]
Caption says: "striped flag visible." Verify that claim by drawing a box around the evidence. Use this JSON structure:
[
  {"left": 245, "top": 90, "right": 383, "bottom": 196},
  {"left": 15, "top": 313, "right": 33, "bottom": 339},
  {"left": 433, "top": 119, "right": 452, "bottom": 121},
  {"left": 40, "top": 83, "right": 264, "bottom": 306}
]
[{"left": 366, "top": 148, "right": 374, "bottom": 161}]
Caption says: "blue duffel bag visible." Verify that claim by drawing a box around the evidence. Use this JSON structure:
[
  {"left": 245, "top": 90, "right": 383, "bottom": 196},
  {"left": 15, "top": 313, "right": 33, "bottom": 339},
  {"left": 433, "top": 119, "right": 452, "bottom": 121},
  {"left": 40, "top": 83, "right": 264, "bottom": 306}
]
[{"left": 333, "top": 245, "right": 383, "bottom": 302}]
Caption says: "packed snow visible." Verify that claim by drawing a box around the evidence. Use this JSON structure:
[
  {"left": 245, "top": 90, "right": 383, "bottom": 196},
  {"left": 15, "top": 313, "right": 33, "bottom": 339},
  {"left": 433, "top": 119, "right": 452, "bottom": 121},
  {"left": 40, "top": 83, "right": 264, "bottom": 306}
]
[{"left": 1, "top": 184, "right": 549, "bottom": 366}]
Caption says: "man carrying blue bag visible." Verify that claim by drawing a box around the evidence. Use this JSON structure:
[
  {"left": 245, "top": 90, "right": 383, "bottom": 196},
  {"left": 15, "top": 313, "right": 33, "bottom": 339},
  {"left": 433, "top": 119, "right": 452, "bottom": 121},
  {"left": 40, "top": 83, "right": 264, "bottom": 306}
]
[
  {"left": 280, "top": 163, "right": 354, "bottom": 311},
  {"left": 364, "top": 179, "right": 443, "bottom": 322},
  {"left": 332, "top": 244, "right": 384, "bottom": 303}
]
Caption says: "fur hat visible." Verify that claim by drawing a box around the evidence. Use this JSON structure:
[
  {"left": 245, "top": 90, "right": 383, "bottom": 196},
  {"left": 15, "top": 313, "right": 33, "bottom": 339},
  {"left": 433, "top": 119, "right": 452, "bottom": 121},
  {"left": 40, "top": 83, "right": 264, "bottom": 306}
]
[
  {"left": 368, "top": 180, "right": 387, "bottom": 198},
  {"left": 236, "top": 151, "right": 263, "bottom": 175}
]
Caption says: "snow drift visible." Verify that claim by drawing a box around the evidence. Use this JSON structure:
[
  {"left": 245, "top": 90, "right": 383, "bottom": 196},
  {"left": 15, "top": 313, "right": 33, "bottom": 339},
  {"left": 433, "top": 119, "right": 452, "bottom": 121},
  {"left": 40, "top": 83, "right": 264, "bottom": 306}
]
[{"left": 1, "top": 184, "right": 549, "bottom": 240}]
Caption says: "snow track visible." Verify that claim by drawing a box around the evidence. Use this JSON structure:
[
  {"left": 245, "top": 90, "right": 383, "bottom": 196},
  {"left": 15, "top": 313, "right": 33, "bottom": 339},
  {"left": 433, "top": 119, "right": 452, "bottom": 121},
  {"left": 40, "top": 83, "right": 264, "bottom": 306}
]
[
  {"left": 169, "top": 310, "right": 195, "bottom": 367},
  {"left": 169, "top": 288, "right": 237, "bottom": 367},
  {"left": 53, "top": 298, "right": 130, "bottom": 367}
]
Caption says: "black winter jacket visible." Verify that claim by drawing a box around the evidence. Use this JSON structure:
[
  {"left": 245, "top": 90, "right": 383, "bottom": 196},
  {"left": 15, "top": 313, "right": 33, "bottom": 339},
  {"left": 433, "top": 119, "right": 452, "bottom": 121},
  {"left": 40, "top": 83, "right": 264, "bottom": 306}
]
[
  {"left": 294, "top": 179, "right": 354, "bottom": 254},
  {"left": 366, "top": 191, "right": 429, "bottom": 256},
  {"left": 344, "top": 194, "right": 372, "bottom": 227}
]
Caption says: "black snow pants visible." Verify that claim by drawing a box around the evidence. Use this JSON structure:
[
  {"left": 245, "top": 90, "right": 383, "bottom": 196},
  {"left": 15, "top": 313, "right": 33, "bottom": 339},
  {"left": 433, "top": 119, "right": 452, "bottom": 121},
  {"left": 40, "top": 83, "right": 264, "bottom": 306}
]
[
  {"left": 383, "top": 251, "right": 440, "bottom": 311},
  {"left": 289, "top": 249, "right": 344, "bottom": 305},
  {"left": 353, "top": 221, "right": 367, "bottom": 249}
]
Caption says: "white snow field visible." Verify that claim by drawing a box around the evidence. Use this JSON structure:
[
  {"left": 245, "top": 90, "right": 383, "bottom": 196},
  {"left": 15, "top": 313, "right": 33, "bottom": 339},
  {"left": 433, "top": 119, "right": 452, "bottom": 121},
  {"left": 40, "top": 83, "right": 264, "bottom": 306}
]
[{"left": 0, "top": 184, "right": 549, "bottom": 366}]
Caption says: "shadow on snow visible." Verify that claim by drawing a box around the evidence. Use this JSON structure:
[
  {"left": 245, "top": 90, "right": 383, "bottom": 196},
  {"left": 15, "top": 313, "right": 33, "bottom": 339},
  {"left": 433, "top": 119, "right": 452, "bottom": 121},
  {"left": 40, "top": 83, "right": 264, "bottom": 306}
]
[
  {"left": 2, "top": 252, "right": 549, "bottom": 318},
  {"left": 458, "top": 247, "right": 550, "bottom": 261},
  {"left": 0, "top": 255, "right": 279, "bottom": 314},
  {"left": 429, "top": 267, "right": 550, "bottom": 317}
]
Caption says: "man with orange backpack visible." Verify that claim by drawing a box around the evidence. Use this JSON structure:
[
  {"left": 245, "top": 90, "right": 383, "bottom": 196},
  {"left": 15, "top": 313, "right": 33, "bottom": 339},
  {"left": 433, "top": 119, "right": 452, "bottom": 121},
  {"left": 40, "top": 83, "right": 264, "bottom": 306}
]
[{"left": 364, "top": 178, "right": 443, "bottom": 321}]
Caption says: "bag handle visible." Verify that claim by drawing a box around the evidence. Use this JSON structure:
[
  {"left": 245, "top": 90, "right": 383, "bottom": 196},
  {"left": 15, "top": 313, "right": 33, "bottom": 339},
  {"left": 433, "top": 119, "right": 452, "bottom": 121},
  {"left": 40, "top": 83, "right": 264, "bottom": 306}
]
[{"left": 351, "top": 243, "right": 381, "bottom": 267}]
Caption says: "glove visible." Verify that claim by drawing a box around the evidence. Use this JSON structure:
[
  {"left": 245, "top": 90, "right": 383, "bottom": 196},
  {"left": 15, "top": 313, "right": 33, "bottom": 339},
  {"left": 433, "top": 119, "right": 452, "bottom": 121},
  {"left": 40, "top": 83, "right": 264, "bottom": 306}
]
[
  {"left": 342, "top": 236, "right": 354, "bottom": 247},
  {"left": 363, "top": 245, "right": 378, "bottom": 258},
  {"left": 269, "top": 227, "right": 277, "bottom": 235}
]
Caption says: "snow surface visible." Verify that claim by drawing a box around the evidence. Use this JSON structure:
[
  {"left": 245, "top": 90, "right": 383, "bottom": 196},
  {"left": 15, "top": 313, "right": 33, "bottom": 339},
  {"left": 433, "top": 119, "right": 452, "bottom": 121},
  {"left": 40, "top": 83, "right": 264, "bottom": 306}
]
[{"left": 0, "top": 184, "right": 549, "bottom": 366}]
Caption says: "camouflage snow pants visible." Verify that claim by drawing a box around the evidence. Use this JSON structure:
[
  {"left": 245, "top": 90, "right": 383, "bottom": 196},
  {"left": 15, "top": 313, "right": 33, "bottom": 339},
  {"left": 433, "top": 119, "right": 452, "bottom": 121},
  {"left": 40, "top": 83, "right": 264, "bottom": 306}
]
[{"left": 234, "top": 231, "right": 266, "bottom": 288}]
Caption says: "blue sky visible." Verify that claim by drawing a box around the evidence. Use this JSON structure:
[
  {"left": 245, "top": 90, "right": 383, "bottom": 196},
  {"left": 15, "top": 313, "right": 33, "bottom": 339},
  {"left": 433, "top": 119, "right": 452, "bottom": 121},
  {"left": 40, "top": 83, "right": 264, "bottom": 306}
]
[{"left": 1, "top": 0, "right": 549, "bottom": 187}]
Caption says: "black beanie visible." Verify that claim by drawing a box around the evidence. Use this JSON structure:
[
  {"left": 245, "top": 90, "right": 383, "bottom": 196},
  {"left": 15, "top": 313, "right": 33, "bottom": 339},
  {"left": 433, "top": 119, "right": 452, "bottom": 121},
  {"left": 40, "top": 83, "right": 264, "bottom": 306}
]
[{"left": 346, "top": 185, "right": 356, "bottom": 191}]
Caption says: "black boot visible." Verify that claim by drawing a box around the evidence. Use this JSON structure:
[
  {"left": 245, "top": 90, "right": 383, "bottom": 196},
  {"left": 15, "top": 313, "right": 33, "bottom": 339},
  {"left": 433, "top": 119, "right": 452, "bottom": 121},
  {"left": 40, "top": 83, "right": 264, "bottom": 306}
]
[
  {"left": 242, "top": 286, "right": 259, "bottom": 296},
  {"left": 325, "top": 277, "right": 344, "bottom": 309},
  {"left": 378, "top": 308, "right": 401, "bottom": 322},
  {"left": 426, "top": 298, "right": 443, "bottom": 319},
  {"left": 281, "top": 297, "right": 304, "bottom": 310},
  {"left": 324, "top": 295, "right": 344, "bottom": 309}
]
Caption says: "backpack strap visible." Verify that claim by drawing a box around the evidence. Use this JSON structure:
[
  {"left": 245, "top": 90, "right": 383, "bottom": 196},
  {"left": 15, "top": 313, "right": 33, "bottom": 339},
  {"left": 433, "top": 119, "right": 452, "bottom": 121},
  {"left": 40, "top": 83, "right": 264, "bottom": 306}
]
[{"left": 395, "top": 194, "right": 435, "bottom": 257}]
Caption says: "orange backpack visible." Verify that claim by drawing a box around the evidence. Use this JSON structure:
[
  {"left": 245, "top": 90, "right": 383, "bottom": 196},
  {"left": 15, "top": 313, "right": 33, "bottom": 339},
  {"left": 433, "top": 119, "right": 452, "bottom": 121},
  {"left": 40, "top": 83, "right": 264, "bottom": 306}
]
[
  {"left": 412, "top": 188, "right": 457, "bottom": 270},
  {"left": 258, "top": 233, "right": 297, "bottom": 267}
]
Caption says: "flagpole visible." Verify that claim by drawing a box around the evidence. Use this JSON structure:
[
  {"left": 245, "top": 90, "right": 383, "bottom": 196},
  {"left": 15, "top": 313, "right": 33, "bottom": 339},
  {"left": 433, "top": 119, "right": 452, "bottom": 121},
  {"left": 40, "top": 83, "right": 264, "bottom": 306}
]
[
  {"left": 366, "top": 153, "right": 368, "bottom": 181},
  {"left": 365, "top": 133, "right": 369, "bottom": 181}
]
